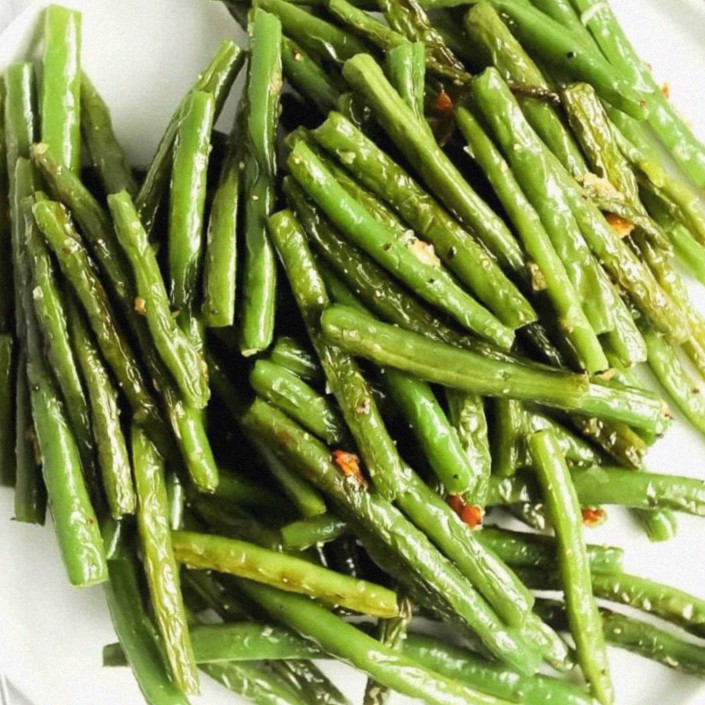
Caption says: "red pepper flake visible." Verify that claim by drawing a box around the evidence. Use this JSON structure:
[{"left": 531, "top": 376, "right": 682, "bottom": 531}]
[
  {"left": 446, "top": 494, "right": 483, "bottom": 528},
  {"left": 332, "top": 450, "right": 367, "bottom": 488},
  {"left": 605, "top": 212, "right": 634, "bottom": 238},
  {"left": 433, "top": 89, "right": 453, "bottom": 115},
  {"left": 581, "top": 506, "right": 606, "bottom": 527}
]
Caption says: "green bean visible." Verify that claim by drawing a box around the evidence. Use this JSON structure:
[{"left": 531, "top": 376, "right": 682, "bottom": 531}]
[
  {"left": 20, "top": 197, "right": 107, "bottom": 586},
  {"left": 250, "top": 359, "right": 347, "bottom": 445},
  {"left": 238, "top": 397, "right": 540, "bottom": 673},
  {"left": 11, "top": 159, "right": 45, "bottom": 524},
  {"left": 32, "top": 199, "right": 166, "bottom": 441},
  {"left": 172, "top": 530, "right": 399, "bottom": 617},
  {"left": 489, "top": 399, "right": 523, "bottom": 477},
  {"left": 488, "top": 0, "right": 646, "bottom": 118},
  {"left": 288, "top": 142, "right": 515, "bottom": 349},
  {"left": 341, "top": 54, "right": 526, "bottom": 273},
  {"left": 30, "top": 142, "right": 214, "bottom": 482},
  {"left": 202, "top": 138, "right": 239, "bottom": 328},
  {"left": 41, "top": 5, "right": 81, "bottom": 173},
  {"left": 608, "top": 108, "right": 705, "bottom": 247},
  {"left": 328, "top": 0, "right": 407, "bottom": 50},
  {"left": 80, "top": 72, "right": 137, "bottom": 196},
  {"left": 281, "top": 512, "right": 348, "bottom": 550},
  {"left": 529, "top": 430, "right": 612, "bottom": 705},
  {"left": 267, "top": 208, "right": 411, "bottom": 501},
  {"left": 403, "top": 633, "right": 594, "bottom": 705},
  {"left": 310, "top": 113, "right": 536, "bottom": 329},
  {"left": 24, "top": 205, "right": 95, "bottom": 478},
  {"left": 108, "top": 191, "right": 209, "bottom": 409},
  {"left": 0, "top": 335, "right": 13, "bottom": 487},
  {"left": 486, "top": 466, "right": 705, "bottom": 517},
  {"left": 255, "top": 0, "right": 368, "bottom": 63},
  {"left": 168, "top": 90, "right": 214, "bottom": 312},
  {"left": 136, "top": 40, "right": 244, "bottom": 234},
  {"left": 464, "top": 2, "right": 587, "bottom": 177},
  {"left": 132, "top": 424, "right": 198, "bottom": 694},
  {"left": 162, "top": 382, "right": 219, "bottom": 494},
  {"left": 446, "top": 390, "right": 491, "bottom": 503},
  {"left": 320, "top": 303, "right": 592, "bottom": 408},
  {"left": 385, "top": 41, "right": 428, "bottom": 128},
  {"left": 282, "top": 37, "right": 340, "bottom": 115},
  {"left": 382, "top": 369, "right": 479, "bottom": 496},
  {"left": 65, "top": 296, "right": 134, "bottom": 518},
  {"left": 239, "top": 580, "right": 519, "bottom": 705},
  {"left": 104, "top": 543, "right": 190, "bottom": 705},
  {"left": 455, "top": 106, "right": 607, "bottom": 373},
  {"left": 239, "top": 9, "right": 283, "bottom": 356}
]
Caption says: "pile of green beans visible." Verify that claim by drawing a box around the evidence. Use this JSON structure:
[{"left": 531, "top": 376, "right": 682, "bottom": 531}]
[{"left": 4, "top": 2, "right": 705, "bottom": 705}]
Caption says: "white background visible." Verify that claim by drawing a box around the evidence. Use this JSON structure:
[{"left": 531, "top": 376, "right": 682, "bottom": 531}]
[{"left": 2, "top": 1, "right": 705, "bottom": 704}]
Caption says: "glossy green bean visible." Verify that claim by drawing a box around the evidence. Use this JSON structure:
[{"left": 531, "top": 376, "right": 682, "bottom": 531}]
[
  {"left": 529, "top": 430, "right": 612, "bottom": 705},
  {"left": 202, "top": 139, "right": 239, "bottom": 328},
  {"left": 239, "top": 9, "right": 283, "bottom": 356},
  {"left": 320, "top": 304, "right": 592, "bottom": 409},
  {"left": 256, "top": 0, "right": 368, "bottom": 63},
  {"left": 238, "top": 397, "right": 540, "bottom": 673},
  {"left": 403, "top": 633, "right": 593, "bottom": 705},
  {"left": 65, "top": 296, "right": 134, "bottom": 517},
  {"left": 41, "top": 5, "right": 81, "bottom": 173},
  {"left": 464, "top": 2, "right": 587, "bottom": 177},
  {"left": 0, "top": 84, "right": 12, "bottom": 335},
  {"left": 172, "top": 530, "right": 399, "bottom": 617},
  {"left": 488, "top": 0, "right": 646, "bottom": 118},
  {"left": 283, "top": 178, "right": 480, "bottom": 352},
  {"left": 168, "top": 90, "right": 214, "bottom": 311},
  {"left": 250, "top": 359, "right": 347, "bottom": 445},
  {"left": 136, "top": 40, "right": 244, "bottom": 234},
  {"left": 267, "top": 208, "right": 411, "bottom": 501},
  {"left": 132, "top": 424, "right": 199, "bottom": 694}
]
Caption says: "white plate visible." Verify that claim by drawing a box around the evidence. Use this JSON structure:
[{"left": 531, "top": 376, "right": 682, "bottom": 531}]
[{"left": 2, "top": 1, "right": 705, "bottom": 704}]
